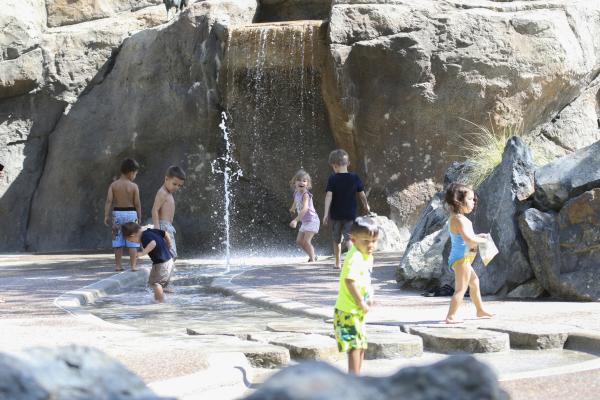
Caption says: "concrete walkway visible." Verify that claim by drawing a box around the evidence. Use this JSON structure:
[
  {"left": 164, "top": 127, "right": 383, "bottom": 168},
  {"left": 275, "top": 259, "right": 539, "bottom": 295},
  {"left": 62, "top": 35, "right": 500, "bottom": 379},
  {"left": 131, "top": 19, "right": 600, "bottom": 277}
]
[
  {"left": 215, "top": 252, "right": 600, "bottom": 400},
  {"left": 0, "top": 253, "right": 252, "bottom": 399}
]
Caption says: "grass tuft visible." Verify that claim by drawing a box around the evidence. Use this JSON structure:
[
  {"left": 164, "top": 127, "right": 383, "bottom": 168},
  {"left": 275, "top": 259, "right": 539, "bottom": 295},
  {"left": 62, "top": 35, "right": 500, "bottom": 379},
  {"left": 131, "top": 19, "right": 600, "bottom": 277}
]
[{"left": 456, "top": 118, "right": 552, "bottom": 187}]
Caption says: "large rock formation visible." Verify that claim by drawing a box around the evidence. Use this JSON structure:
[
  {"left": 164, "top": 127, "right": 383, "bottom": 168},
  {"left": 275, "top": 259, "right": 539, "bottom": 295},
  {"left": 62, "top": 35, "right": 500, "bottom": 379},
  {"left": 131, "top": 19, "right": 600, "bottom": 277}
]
[
  {"left": 244, "top": 355, "right": 508, "bottom": 400},
  {"left": 398, "top": 138, "right": 536, "bottom": 295},
  {"left": 324, "top": 0, "right": 600, "bottom": 227},
  {"left": 471, "top": 137, "right": 536, "bottom": 294},
  {"left": 520, "top": 140, "right": 600, "bottom": 299},
  {"left": 2, "top": 0, "right": 600, "bottom": 254},
  {"left": 0, "top": 0, "right": 166, "bottom": 251}
]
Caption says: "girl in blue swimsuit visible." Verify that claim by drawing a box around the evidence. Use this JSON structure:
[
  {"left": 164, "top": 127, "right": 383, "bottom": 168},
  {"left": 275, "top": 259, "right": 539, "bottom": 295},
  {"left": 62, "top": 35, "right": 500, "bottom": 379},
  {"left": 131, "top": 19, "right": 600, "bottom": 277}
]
[{"left": 445, "top": 183, "right": 493, "bottom": 324}]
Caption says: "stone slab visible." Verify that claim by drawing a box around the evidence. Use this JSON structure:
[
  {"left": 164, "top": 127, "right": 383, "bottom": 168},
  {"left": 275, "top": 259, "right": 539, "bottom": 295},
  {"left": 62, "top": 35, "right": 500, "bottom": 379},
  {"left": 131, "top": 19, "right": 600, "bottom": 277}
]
[
  {"left": 484, "top": 324, "right": 570, "bottom": 350},
  {"left": 184, "top": 333, "right": 291, "bottom": 368},
  {"left": 249, "top": 332, "right": 341, "bottom": 362},
  {"left": 408, "top": 326, "right": 510, "bottom": 354},
  {"left": 366, "top": 332, "right": 423, "bottom": 359},
  {"left": 267, "top": 321, "right": 332, "bottom": 335},
  {"left": 564, "top": 331, "right": 600, "bottom": 355}
]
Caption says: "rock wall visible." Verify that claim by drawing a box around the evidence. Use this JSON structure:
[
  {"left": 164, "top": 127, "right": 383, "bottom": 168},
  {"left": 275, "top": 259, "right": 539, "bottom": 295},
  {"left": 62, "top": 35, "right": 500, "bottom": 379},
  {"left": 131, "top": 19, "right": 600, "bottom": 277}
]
[
  {"left": 2, "top": 0, "right": 600, "bottom": 254},
  {"left": 0, "top": 0, "right": 165, "bottom": 251}
]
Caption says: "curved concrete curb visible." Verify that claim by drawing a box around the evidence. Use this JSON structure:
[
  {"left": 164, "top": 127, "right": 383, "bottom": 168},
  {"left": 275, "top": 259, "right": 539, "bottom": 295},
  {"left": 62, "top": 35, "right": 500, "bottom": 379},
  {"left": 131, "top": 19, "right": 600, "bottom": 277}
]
[
  {"left": 53, "top": 266, "right": 255, "bottom": 399},
  {"left": 211, "top": 274, "right": 331, "bottom": 320},
  {"left": 54, "top": 267, "right": 150, "bottom": 315}
]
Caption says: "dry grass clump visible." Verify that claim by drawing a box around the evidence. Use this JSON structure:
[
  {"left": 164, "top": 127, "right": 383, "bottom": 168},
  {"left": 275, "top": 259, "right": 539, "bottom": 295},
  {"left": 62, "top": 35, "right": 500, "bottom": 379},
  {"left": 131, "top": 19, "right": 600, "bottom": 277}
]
[{"left": 456, "top": 118, "right": 551, "bottom": 187}]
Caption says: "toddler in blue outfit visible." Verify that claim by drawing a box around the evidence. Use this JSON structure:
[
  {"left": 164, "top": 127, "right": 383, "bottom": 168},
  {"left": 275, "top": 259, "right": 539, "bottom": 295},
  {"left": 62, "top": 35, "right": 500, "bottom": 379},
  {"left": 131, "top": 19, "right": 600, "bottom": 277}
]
[{"left": 445, "top": 183, "right": 494, "bottom": 324}]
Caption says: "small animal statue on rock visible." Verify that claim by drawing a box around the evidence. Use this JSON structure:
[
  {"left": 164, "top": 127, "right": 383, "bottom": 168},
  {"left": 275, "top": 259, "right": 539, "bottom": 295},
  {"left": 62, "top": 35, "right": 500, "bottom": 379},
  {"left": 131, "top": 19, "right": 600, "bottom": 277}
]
[{"left": 164, "top": 0, "right": 188, "bottom": 20}]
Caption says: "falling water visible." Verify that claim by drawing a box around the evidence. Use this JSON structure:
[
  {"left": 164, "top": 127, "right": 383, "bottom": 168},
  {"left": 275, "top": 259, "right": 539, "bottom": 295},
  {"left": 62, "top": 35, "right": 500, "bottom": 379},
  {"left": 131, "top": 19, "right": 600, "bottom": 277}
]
[{"left": 211, "top": 112, "right": 242, "bottom": 270}]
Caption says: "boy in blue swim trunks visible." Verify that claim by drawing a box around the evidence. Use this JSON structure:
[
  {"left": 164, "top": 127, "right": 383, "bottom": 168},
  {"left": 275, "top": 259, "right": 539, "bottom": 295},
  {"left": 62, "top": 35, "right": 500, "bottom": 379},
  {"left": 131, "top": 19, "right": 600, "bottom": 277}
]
[
  {"left": 333, "top": 216, "right": 379, "bottom": 375},
  {"left": 104, "top": 158, "right": 142, "bottom": 272}
]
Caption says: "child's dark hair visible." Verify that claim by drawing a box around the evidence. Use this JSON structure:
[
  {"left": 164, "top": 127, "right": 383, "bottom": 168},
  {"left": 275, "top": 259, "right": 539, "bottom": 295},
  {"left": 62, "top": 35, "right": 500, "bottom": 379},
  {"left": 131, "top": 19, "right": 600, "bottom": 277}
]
[
  {"left": 445, "top": 182, "right": 477, "bottom": 214},
  {"left": 122, "top": 221, "right": 142, "bottom": 237},
  {"left": 328, "top": 149, "right": 349, "bottom": 166},
  {"left": 120, "top": 158, "right": 140, "bottom": 174},
  {"left": 350, "top": 216, "right": 380, "bottom": 238},
  {"left": 166, "top": 166, "right": 186, "bottom": 181}
]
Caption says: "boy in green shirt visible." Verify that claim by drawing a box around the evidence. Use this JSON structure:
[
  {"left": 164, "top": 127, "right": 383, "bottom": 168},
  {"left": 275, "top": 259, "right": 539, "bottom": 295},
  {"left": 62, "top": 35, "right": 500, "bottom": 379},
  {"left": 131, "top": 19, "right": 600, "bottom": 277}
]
[{"left": 333, "top": 216, "right": 379, "bottom": 375}]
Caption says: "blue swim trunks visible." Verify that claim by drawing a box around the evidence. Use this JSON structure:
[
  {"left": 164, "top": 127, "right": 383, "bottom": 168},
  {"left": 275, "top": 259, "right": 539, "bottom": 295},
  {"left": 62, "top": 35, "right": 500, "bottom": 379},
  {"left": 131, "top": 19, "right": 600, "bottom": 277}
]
[{"left": 112, "top": 208, "right": 140, "bottom": 248}]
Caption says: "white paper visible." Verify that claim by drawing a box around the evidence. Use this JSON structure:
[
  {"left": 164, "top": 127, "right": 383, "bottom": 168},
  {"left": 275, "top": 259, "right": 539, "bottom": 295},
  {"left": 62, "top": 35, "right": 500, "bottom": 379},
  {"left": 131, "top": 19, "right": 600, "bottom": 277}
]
[{"left": 479, "top": 234, "right": 499, "bottom": 266}]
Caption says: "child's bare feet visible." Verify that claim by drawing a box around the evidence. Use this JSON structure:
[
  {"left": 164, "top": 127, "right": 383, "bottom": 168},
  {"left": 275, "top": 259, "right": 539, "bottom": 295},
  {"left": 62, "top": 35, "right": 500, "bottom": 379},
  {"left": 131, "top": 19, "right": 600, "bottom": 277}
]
[
  {"left": 131, "top": 268, "right": 138, "bottom": 272},
  {"left": 115, "top": 267, "right": 124, "bottom": 272},
  {"left": 476, "top": 311, "right": 494, "bottom": 319},
  {"left": 308, "top": 256, "right": 318, "bottom": 262},
  {"left": 334, "top": 263, "right": 341, "bottom": 269},
  {"left": 445, "top": 317, "right": 463, "bottom": 324}
]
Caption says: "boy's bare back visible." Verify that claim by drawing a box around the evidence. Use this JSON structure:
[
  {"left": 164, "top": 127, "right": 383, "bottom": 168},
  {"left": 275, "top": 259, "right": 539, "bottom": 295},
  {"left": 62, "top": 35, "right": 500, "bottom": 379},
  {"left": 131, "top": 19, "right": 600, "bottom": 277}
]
[
  {"left": 153, "top": 186, "right": 175, "bottom": 224},
  {"left": 110, "top": 178, "right": 139, "bottom": 207}
]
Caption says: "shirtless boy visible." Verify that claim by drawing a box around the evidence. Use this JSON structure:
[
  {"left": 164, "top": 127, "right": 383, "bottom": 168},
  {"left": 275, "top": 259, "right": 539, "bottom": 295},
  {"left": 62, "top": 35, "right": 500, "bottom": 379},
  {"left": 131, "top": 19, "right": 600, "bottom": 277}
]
[
  {"left": 151, "top": 166, "right": 185, "bottom": 259},
  {"left": 104, "top": 158, "right": 142, "bottom": 271}
]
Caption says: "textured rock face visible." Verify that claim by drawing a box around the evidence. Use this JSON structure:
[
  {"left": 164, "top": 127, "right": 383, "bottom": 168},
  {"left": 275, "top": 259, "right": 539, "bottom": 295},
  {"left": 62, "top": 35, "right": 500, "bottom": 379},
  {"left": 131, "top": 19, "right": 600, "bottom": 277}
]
[
  {"left": 244, "top": 356, "right": 508, "bottom": 400},
  {"left": 27, "top": 2, "right": 257, "bottom": 252},
  {"left": 0, "top": 0, "right": 171, "bottom": 251},
  {"left": 534, "top": 140, "right": 600, "bottom": 211},
  {"left": 324, "top": 0, "right": 600, "bottom": 226},
  {"left": 398, "top": 138, "right": 536, "bottom": 294},
  {"left": 521, "top": 189, "right": 600, "bottom": 300},
  {"left": 472, "top": 137, "right": 536, "bottom": 294},
  {"left": 3, "top": 0, "right": 600, "bottom": 254},
  {"left": 46, "top": 0, "right": 162, "bottom": 27},
  {"left": 0, "top": 345, "right": 167, "bottom": 400}
]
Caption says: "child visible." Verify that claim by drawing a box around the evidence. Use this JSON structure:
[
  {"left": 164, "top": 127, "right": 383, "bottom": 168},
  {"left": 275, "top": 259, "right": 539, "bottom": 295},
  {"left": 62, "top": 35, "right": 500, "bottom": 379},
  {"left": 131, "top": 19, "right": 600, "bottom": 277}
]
[
  {"left": 151, "top": 166, "right": 185, "bottom": 259},
  {"left": 122, "top": 222, "right": 174, "bottom": 302},
  {"left": 333, "top": 216, "right": 379, "bottom": 375},
  {"left": 103, "top": 158, "right": 142, "bottom": 272},
  {"left": 323, "top": 149, "right": 370, "bottom": 269},
  {"left": 445, "top": 183, "right": 494, "bottom": 324},
  {"left": 289, "top": 170, "right": 320, "bottom": 262}
]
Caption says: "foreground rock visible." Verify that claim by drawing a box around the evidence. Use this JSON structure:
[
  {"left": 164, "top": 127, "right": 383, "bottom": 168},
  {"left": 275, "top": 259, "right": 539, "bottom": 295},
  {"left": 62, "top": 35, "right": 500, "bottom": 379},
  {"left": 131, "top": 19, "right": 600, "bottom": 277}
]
[
  {"left": 244, "top": 356, "right": 508, "bottom": 400},
  {"left": 520, "top": 189, "right": 600, "bottom": 300},
  {"left": 0, "top": 345, "right": 169, "bottom": 400}
]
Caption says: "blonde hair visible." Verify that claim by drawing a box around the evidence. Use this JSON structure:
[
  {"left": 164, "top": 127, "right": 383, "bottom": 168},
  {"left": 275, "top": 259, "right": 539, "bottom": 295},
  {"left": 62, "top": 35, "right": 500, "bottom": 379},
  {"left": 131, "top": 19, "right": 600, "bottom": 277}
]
[
  {"left": 289, "top": 169, "right": 313, "bottom": 190},
  {"left": 328, "top": 149, "right": 349, "bottom": 166}
]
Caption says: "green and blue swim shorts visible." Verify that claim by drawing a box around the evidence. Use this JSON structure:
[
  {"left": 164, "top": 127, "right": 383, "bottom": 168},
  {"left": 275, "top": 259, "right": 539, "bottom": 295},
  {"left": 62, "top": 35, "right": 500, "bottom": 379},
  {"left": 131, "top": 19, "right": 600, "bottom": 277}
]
[{"left": 333, "top": 308, "right": 368, "bottom": 352}]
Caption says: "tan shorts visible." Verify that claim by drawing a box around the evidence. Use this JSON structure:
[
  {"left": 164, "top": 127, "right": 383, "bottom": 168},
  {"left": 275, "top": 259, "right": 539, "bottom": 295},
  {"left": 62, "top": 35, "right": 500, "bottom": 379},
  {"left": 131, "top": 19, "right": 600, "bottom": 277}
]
[{"left": 148, "top": 259, "right": 174, "bottom": 288}]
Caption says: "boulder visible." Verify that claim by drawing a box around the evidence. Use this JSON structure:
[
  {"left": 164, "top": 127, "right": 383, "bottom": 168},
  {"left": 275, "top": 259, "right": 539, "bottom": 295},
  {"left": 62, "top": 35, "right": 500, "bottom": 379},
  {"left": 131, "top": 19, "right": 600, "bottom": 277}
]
[
  {"left": 397, "top": 228, "right": 450, "bottom": 290},
  {"left": 46, "top": 0, "right": 162, "bottom": 27},
  {"left": 243, "top": 355, "right": 508, "bottom": 400},
  {"left": 0, "top": 345, "right": 169, "bottom": 400},
  {"left": 471, "top": 137, "right": 536, "bottom": 294},
  {"left": 0, "top": 48, "right": 44, "bottom": 99},
  {"left": 372, "top": 214, "right": 406, "bottom": 251},
  {"left": 26, "top": 1, "right": 258, "bottom": 252},
  {"left": 506, "top": 279, "right": 546, "bottom": 299},
  {"left": 0, "top": 0, "right": 46, "bottom": 62},
  {"left": 534, "top": 140, "right": 600, "bottom": 211},
  {"left": 324, "top": 0, "right": 600, "bottom": 236},
  {"left": 520, "top": 190, "right": 600, "bottom": 301}
]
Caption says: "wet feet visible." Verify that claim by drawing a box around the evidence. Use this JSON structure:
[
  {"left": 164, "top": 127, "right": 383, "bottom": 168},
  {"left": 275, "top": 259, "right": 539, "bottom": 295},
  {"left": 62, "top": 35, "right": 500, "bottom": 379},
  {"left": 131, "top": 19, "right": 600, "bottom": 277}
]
[
  {"left": 115, "top": 268, "right": 124, "bottom": 272},
  {"left": 130, "top": 268, "right": 138, "bottom": 272},
  {"left": 308, "top": 256, "right": 318, "bottom": 262}
]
